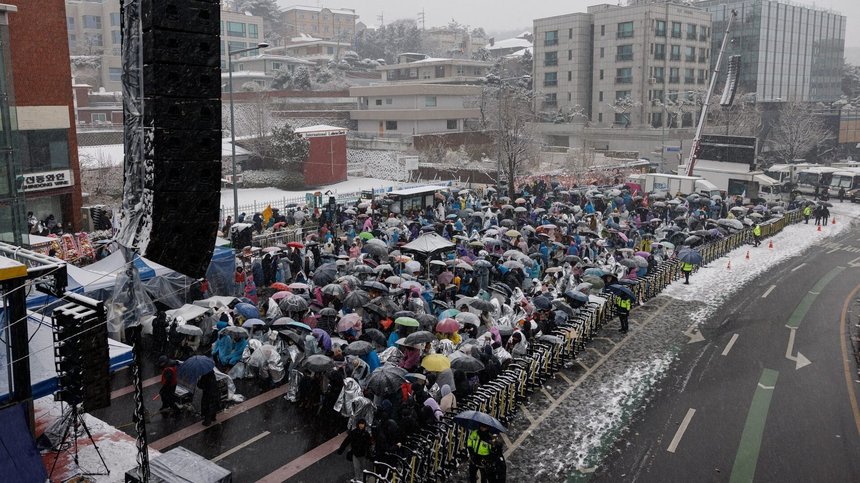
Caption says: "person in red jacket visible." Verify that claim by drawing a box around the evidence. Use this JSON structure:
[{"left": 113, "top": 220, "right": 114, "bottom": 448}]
[{"left": 157, "top": 356, "right": 179, "bottom": 416}]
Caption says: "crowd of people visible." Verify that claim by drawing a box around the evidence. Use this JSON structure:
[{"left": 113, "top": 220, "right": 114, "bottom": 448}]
[{"left": 155, "top": 177, "right": 804, "bottom": 481}]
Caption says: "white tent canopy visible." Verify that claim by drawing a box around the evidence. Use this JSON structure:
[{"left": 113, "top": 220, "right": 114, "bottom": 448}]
[{"left": 402, "top": 232, "right": 455, "bottom": 255}]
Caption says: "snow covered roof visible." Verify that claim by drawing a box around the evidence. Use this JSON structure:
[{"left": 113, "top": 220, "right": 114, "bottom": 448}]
[
  {"left": 245, "top": 53, "right": 315, "bottom": 65},
  {"left": 505, "top": 47, "right": 532, "bottom": 58},
  {"left": 515, "top": 31, "right": 532, "bottom": 39},
  {"left": 220, "top": 70, "right": 269, "bottom": 78},
  {"left": 281, "top": 5, "right": 357, "bottom": 16},
  {"left": 79, "top": 142, "right": 250, "bottom": 169},
  {"left": 295, "top": 124, "right": 349, "bottom": 136},
  {"left": 487, "top": 38, "right": 532, "bottom": 51}
]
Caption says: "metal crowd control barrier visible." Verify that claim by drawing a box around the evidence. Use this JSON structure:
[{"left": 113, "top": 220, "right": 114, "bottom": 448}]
[{"left": 366, "top": 209, "right": 803, "bottom": 483}]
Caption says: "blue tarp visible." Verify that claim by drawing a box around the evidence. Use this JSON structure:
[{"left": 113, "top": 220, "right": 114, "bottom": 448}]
[{"left": 0, "top": 403, "right": 48, "bottom": 482}]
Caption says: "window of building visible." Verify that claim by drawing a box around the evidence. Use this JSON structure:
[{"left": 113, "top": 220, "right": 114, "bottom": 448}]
[
  {"left": 568, "top": 92, "right": 572, "bottom": 101},
  {"left": 568, "top": 50, "right": 573, "bottom": 61},
  {"left": 227, "top": 21, "right": 246, "bottom": 37},
  {"left": 568, "top": 71, "right": 572, "bottom": 81},
  {"left": 568, "top": 28, "right": 573, "bottom": 39},
  {"left": 327, "top": 47, "right": 334, "bottom": 54},
  {"left": 18, "top": 129, "right": 70, "bottom": 172},
  {"left": 654, "top": 43, "right": 665, "bottom": 60},
  {"left": 425, "top": 96, "right": 437, "bottom": 107},
  {"left": 686, "top": 24, "right": 697, "bottom": 40},
  {"left": 653, "top": 66, "right": 664, "bottom": 83},
  {"left": 598, "top": 112, "right": 603, "bottom": 123},
  {"left": 545, "top": 93, "right": 557, "bottom": 106},
  {"left": 685, "top": 46, "right": 696, "bottom": 62},
  {"left": 111, "top": 30, "right": 120, "bottom": 45},
  {"left": 616, "top": 67, "right": 632, "bottom": 84},
  {"left": 668, "top": 91, "right": 678, "bottom": 102},
  {"left": 385, "top": 121, "right": 397, "bottom": 130},
  {"left": 86, "top": 33, "right": 103, "bottom": 47},
  {"left": 249, "top": 24, "right": 258, "bottom": 39},
  {"left": 544, "top": 72, "right": 558, "bottom": 87},
  {"left": 545, "top": 30, "right": 558, "bottom": 46},
  {"left": 599, "top": 91, "right": 604, "bottom": 102},
  {"left": 669, "top": 67, "right": 680, "bottom": 83},
  {"left": 651, "top": 89, "right": 664, "bottom": 102},
  {"left": 671, "top": 22, "right": 681, "bottom": 38},
  {"left": 447, "top": 119, "right": 458, "bottom": 130},
  {"left": 614, "top": 112, "right": 630, "bottom": 126},
  {"left": 599, "top": 69, "right": 604, "bottom": 80},
  {"left": 68, "top": 34, "right": 76, "bottom": 49},
  {"left": 655, "top": 19, "right": 666, "bottom": 37},
  {"left": 616, "top": 44, "right": 633, "bottom": 62},
  {"left": 684, "top": 68, "right": 695, "bottom": 84},
  {"left": 700, "top": 25, "right": 709, "bottom": 41},
  {"left": 272, "top": 62, "right": 283, "bottom": 70},
  {"left": 385, "top": 98, "right": 393, "bottom": 105},
  {"left": 375, "top": 99, "right": 383, "bottom": 106},
  {"left": 91, "top": 113, "right": 107, "bottom": 123},
  {"left": 670, "top": 44, "right": 681, "bottom": 61},
  {"left": 67, "top": 17, "right": 74, "bottom": 29},
  {"left": 600, "top": 25, "right": 605, "bottom": 36},
  {"left": 82, "top": 15, "right": 101, "bottom": 29},
  {"left": 617, "top": 21, "right": 633, "bottom": 38},
  {"left": 650, "top": 112, "right": 663, "bottom": 128},
  {"left": 615, "top": 90, "right": 631, "bottom": 101},
  {"left": 544, "top": 51, "right": 558, "bottom": 67},
  {"left": 600, "top": 47, "right": 604, "bottom": 59},
  {"left": 682, "top": 112, "right": 694, "bottom": 127},
  {"left": 110, "top": 12, "right": 121, "bottom": 27},
  {"left": 227, "top": 41, "right": 247, "bottom": 55},
  {"left": 699, "top": 47, "right": 707, "bottom": 63},
  {"left": 698, "top": 69, "right": 708, "bottom": 84}
]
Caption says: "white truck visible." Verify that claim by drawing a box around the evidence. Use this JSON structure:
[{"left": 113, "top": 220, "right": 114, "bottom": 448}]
[
  {"left": 627, "top": 173, "right": 721, "bottom": 198},
  {"left": 678, "top": 164, "right": 781, "bottom": 203}
]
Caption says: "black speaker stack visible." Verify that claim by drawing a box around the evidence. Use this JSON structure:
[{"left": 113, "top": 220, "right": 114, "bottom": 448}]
[
  {"left": 135, "top": 0, "right": 222, "bottom": 279},
  {"left": 53, "top": 293, "right": 111, "bottom": 412}
]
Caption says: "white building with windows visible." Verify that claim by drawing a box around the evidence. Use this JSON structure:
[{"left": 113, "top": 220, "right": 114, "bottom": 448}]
[{"left": 221, "top": 54, "right": 314, "bottom": 92}]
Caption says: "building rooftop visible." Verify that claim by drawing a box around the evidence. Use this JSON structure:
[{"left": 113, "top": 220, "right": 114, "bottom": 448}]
[
  {"left": 486, "top": 38, "right": 532, "bottom": 51},
  {"left": 281, "top": 5, "right": 358, "bottom": 17}
]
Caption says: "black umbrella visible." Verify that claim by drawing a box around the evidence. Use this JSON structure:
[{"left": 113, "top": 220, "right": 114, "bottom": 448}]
[
  {"left": 676, "top": 248, "right": 703, "bottom": 264},
  {"left": 466, "top": 298, "right": 495, "bottom": 313},
  {"left": 394, "top": 310, "right": 417, "bottom": 319},
  {"left": 417, "top": 314, "right": 437, "bottom": 331},
  {"left": 270, "top": 317, "right": 295, "bottom": 329},
  {"left": 343, "top": 290, "right": 370, "bottom": 309},
  {"left": 351, "top": 264, "right": 373, "bottom": 275},
  {"left": 361, "top": 328, "right": 387, "bottom": 347},
  {"left": 346, "top": 340, "right": 374, "bottom": 356},
  {"left": 451, "top": 355, "right": 485, "bottom": 373},
  {"left": 363, "top": 281, "right": 390, "bottom": 294},
  {"left": 278, "top": 294, "right": 309, "bottom": 313},
  {"left": 532, "top": 296, "right": 552, "bottom": 311},
  {"left": 303, "top": 354, "right": 334, "bottom": 373},
  {"left": 403, "top": 330, "right": 435, "bottom": 346},
  {"left": 366, "top": 365, "right": 408, "bottom": 395},
  {"left": 363, "top": 302, "right": 388, "bottom": 318},
  {"left": 607, "top": 284, "right": 636, "bottom": 300},
  {"left": 364, "top": 243, "right": 389, "bottom": 257},
  {"left": 312, "top": 263, "right": 338, "bottom": 286}
]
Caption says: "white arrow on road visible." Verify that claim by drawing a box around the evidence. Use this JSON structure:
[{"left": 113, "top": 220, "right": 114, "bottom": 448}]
[
  {"left": 785, "top": 326, "right": 812, "bottom": 370},
  {"left": 848, "top": 256, "right": 860, "bottom": 268},
  {"left": 683, "top": 324, "right": 705, "bottom": 344}
]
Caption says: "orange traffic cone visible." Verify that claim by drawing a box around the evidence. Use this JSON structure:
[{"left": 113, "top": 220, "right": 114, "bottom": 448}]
[
  {"left": 745, "top": 251, "right": 750, "bottom": 260},
  {"left": 832, "top": 218, "right": 836, "bottom": 224},
  {"left": 768, "top": 240, "right": 774, "bottom": 249},
  {"left": 817, "top": 224, "right": 822, "bottom": 232},
  {"left": 726, "top": 260, "right": 732, "bottom": 270}
]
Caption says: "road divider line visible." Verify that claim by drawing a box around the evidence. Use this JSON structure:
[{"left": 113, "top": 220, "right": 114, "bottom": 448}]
[
  {"left": 667, "top": 408, "right": 696, "bottom": 453},
  {"left": 213, "top": 431, "right": 270, "bottom": 462},
  {"left": 790, "top": 263, "right": 806, "bottom": 272},
  {"left": 257, "top": 432, "right": 346, "bottom": 483},
  {"left": 840, "top": 283, "right": 860, "bottom": 438},
  {"left": 761, "top": 285, "right": 776, "bottom": 298},
  {"left": 540, "top": 387, "right": 557, "bottom": 403},
  {"left": 721, "top": 334, "right": 740, "bottom": 356},
  {"left": 786, "top": 266, "right": 845, "bottom": 329},
  {"left": 558, "top": 373, "right": 574, "bottom": 385},
  {"left": 729, "top": 368, "right": 779, "bottom": 483}
]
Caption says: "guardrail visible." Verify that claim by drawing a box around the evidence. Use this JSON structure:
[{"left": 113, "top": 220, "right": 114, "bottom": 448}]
[{"left": 369, "top": 208, "right": 804, "bottom": 483}]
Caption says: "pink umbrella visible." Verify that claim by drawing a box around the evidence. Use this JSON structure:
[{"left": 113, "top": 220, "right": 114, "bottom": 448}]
[
  {"left": 271, "top": 291, "right": 291, "bottom": 301},
  {"left": 616, "top": 232, "right": 629, "bottom": 243},
  {"left": 336, "top": 313, "right": 362, "bottom": 333},
  {"left": 635, "top": 251, "right": 651, "bottom": 258},
  {"left": 435, "top": 318, "right": 459, "bottom": 334}
]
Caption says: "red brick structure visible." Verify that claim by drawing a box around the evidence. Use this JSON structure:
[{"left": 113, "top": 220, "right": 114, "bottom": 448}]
[
  {"left": 295, "top": 125, "right": 347, "bottom": 187},
  {"left": 7, "top": 0, "right": 82, "bottom": 231}
]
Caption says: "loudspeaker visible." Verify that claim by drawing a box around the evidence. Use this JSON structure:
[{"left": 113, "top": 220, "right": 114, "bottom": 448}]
[
  {"left": 53, "top": 294, "right": 110, "bottom": 412},
  {"left": 140, "top": 0, "right": 220, "bottom": 34},
  {"left": 720, "top": 55, "right": 742, "bottom": 107}
]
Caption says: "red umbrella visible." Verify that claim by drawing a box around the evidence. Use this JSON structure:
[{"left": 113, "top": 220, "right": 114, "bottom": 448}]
[
  {"left": 287, "top": 241, "right": 304, "bottom": 249},
  {"left": 271, "top": 282, "right": 290, "bottom": 291},
  {"left": 435, "top": 318, "right": 459, "bottom": 334}
]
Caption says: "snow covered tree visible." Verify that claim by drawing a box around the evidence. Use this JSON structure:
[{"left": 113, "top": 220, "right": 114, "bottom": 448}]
[
  {"left": 271, "top": 69, "right": 292, "bottom": 90},
  {"left": 769, "top": 101, "right": 833, "bottom": 162},
  {"left": 292, "top": 67, "right": 312, "bottom": 90},
  {"left": 269, "top": 125, "right": 309, "bottom": 166},
  {"left": 354, "top": 19, "right": 422, "bottom": 64},
  {"left": 479, "top": 80, "right": 537, "bottom": 196}
]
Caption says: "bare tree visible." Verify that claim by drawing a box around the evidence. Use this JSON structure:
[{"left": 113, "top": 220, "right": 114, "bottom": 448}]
[
  {"left": 769, "top": 101, "right": 833, "bottom": 162},
  {"left": 607, "top": 95, "right": 641, "bottom": 127},
  {"left": 79, "top": 150, "right": 123, "bottom": 204},
  {"left": 704, "top": 91, "right": 761, "bottom": 136},
  {"left": 494, "top": 87, "right": 538, "bottom": 197},
  {"left": 225, "top": 86, "right": 275, "bottom": 159}
]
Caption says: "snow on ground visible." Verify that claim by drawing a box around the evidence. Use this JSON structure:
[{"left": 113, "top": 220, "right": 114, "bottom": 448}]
[
  {"left": 36, "top": 396, "right": 158, "bottom": 482},
  {"left": 220, "top": 177, "right": 405, "bottom": 209},
  {"left": 661, "top": 201, "right": 860, "bottom": 325}
]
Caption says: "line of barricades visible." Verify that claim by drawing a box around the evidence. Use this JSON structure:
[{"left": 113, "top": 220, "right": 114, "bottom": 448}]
[{"left": 364, "top": 209, "right": 803, "bottom": 483}]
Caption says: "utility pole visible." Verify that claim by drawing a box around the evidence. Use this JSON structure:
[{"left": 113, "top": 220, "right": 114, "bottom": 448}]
[
  {"left": 377, "top": 12, "right": 384, "bottom": 28},
  {"left": 417, "top": 9, "right": 425, "bottom": 30}
]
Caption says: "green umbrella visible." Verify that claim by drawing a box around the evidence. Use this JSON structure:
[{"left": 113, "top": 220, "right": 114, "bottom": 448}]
[
  {"left": 394, "top": 317, "right": 419, "bottom": 327},
  {"left": 358, "top": 231, "right": 375, "bottom": 240}
]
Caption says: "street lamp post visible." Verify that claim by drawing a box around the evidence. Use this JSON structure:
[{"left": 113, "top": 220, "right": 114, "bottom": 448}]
[{"left": 228, "top": 42, "right": 268, "bottom": 223}]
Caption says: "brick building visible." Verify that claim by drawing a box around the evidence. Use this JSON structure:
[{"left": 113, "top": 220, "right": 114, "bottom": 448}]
[
  {"left": 295, "top": 125, "right": 347, "bottom": 186},
  {"left": 7, "top": 0, "right": 82, "bottom": 233}
]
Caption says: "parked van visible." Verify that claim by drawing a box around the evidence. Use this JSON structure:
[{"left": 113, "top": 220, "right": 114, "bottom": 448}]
[
  {"left": 829, "top": 167, "right": 860, "bottom": 201},
  {"left": 795, "top": 167, "right": 839, "bottom": 195}
]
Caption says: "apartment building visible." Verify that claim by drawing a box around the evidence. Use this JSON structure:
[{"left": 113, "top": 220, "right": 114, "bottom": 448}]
[
  {"left": 222, "top": 54, "right": 314, "bottom": 92},
  {"left": 696, "top": 0, "right": 845, "bottom": 102},
  {"left": 281, "top": 5, "right": 357, "bottom": 42},
  {"left": 65, "top": 0, "right": 264, "bottom": 91},
  {"left": 533, "top": 13, "right": 594, "bottom": 116},
  {"left": 589, "top": 2, "right": 712, "bottom": 129},
  {"left": 377, "top": 54, "right": 492, "bottom": 85}
]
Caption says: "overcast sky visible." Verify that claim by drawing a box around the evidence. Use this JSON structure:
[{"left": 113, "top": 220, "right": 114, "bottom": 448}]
[{"left": 278, "top": 0, "right": 859, "bottom": 47}]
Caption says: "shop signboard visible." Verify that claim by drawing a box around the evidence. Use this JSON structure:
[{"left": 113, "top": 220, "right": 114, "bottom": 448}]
[{"left": 22, "top": 169, "right": 73, "bottom": 192}]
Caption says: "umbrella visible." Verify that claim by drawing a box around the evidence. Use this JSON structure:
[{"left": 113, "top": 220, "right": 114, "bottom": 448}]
[
  {"left": 234, "top": 303, "right": 260, "bottom": 319},
  {"left": 279, "top": 295, "right": 309, "bottom": 314},
  {"left": 436, "top": 318, "right": 459, "bottom": 334},
  {"left": 220, "top": 325, "right": 248, "bottom": 337},
  {"left": 466, "top": 298, "right": 495, "bottom": 313},
  {"left": 271, "top": 282, "right": 290, "bottom": 291},
  {"left": 362, "top": 328, "right": 387, "bottom": 347},
  {"left": 176, "top": 324, "right": 203, "bottom": 336},
  {"left": 454, "top": 410, "right": 507, "bottom": 434},
  {"left": 438, "top": 308, "right": 460, "bottom": 320},
  {"left": 437, "top": 271, "right": 456, "bottom": 285},
  {"left": 242, "top": 318, "right": 266, "bottom": 329},
  {"left": 363, "top": 281, "right": 390, "bottom": 294},
  {"left": 455, "top": 312, "right": 480, "bottom": 327},
  {"left": 676, "top": 248, "right": 703, "bottom": 264},
  {"left": 417, "top": 314, "right": 437, "bottom": 331},
  {"left": 451, "top": 355, "right": 485, "bottom": 373},
  {"left": 403, "top": 330, "right": 436, "bottom": 346},
  {"left": 421, "top": 354, "right": 452, "bottom": 372},
  {"left": 366, "top": 365, "right": 408, "bottom": 395},
  {"left": 608, "top": 284, "right": 636, "bottom": 300},
  {"left": 271, "top": 291, "right": 291, "bottom": 301},
  {"left": 178, "top": 355, "right": 215, "bottom": 386},
  {"left": 312, "top": 263, "right": 338, "bottom": 286},
  {"left": 312, "top": 328, "right": 332, "bottom": 352},
  {"left": 502, "top": 260, "right": 524, "bottom": 270},
  {"left": 304, "top": 354, "right": 334, "bottom": 373},
  {"left": 351, "top": 264, "right": 373, "bottom": 275},
  {"left": 344, "top": 290, "right": 370, "bottom": 309},
  {"left": 717, "top": 219, "right": 744, "bottom": 231},
  {"left": 619, "top": 259, "right": 638, "bottom": 268},
  {"left": 364, "top": 243, "right": 389, "bottom": 257},
  {"left": 394, "top": 317, "right": 419, "bottom": 327},
  {"left": 287, "top": 321, "right": 312, "bottom": 332},
  {"left": 346, "top": 340, "right": 374, "bottom": 356},
  {"left": 287, "top": 241, "right": 304, "bottom": 249},
  {"left": 632, "top": 255, "right": 648, "bottom": 268},
  {"left": 270, "top": 317, "right": 294, "bottom": 329},
  {"left": 322, "top": 284, "right": 345, "bottom": 299},
  {"left": 505, "top": 229, "right": 521, "bottom": 238},
  {"left": 358, "top": 231, "right": 375, "bottom": 240},
  {"left": 583, "top": 267, "right": 606, "bottom": 278},
  {"left": 564, "top": 290, "right": 589, "bottom": 304},
  {"left": 362, "top": 302, "right": 388, "bottom": 318}
]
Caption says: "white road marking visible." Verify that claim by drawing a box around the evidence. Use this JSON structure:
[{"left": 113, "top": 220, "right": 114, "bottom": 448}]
[
  {"left": 540, "top": 387, "right": 557, "bottom": 403},
  {"left": 722, "top": 334, "right": 740, "bottom": 356},
  {"left": 791, "top": 263, "right": 806, "bottom": 272},
  {"left": 212, "top": 431, "right": 271, "bottom": 462},
  {"left": 667, "top": 408, "right": 697, "bottom": 453},
  {"left": 757, "top": 383, "right": 775, "bottom": 390},
  {"left": 761, "top": 285, "right": 776, "bottom": 298}
]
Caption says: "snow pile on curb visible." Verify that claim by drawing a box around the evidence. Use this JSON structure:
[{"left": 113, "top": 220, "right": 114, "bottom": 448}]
[
  {"left": 661, "top": 202, "right": 860, "bottom": 324},
  {"left": 220, "top": 177, "right": 404, "bottom": 208}
]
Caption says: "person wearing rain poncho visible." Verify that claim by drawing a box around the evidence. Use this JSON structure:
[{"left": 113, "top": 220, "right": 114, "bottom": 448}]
[{"left": 212, "top": 330, "right": 248, "bottom": 367}]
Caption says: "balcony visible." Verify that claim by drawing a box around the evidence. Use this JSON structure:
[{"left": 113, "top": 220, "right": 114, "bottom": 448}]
[
  {"left": 698, "top": 56, "right": 707, "bottom": 63},
  {"left": 655, "top": 53, "right": 665, "bottom": 60},
  {"left": 654, "top": 76, "right": 665, "bottom": 83},
  {"left": 669, "top": 76, "right": 680, "bottom": 84},
  {"left": 545, "top": 38, "right": 558, "bottom": 46},
  {"left": 670, "top": 54, "right": 681, "bottom": 61},
  {"left": 655, "top": 29, "right": 666, "bottom": 37},
  {"left": 685, "top": 55, "right": 696, "bottom": 63},
  {"left": 616, "top": 54, "right": 633, "bottom": 62},
  {"left": 617, "top": 31, "right": 634, "bottom": 39},
  {"left": 544, "top": 59, "right": 558, "bottom": 67},
  {"left": 698, "top": 78, "right": 706, "bottom": 84},
  {"left": 671, "top": 31, "right": 681, "bottom": 39},
  {"left": 615, "top": 76, "right": 633, "bottom": 84},
  {"left": 544, "top": 80, "right": 558, "bottom": 87},
  {"left": 687, "top": 33, "right": 697, "bottom": 41},
  {"left": 684, "top": 77, "right": 695, "bottom": 84}
]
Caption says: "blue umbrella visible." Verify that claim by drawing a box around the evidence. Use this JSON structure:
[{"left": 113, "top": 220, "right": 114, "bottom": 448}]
[
  {"left": 454, "top": 410, "right": 507, "bottom": 434},
  {"left": 242, "top": 318, "right": 266, "bottom": 329},
  {"left": 676, "top": 248, "right": 703, "bottom": 265},
  {"left": 584, "top": 267, "right": 607, "bottom": 278},
  {"left": 564, "top": 290, "right": 589, "bottom": 304},
  {"left": 607, "top": 284, "right": 636, "bottom": 300},
  {"left": 178, "top": 355, "right": 215, "bottom": 386},
  {"left": 234, "top": 302, "right": 260, "bottom": 319},
  {"left": 287, "top": 321, "right": 312, "bottom": 332}
]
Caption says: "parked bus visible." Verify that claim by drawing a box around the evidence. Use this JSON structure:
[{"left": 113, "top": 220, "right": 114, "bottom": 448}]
[
  {"left": 795, "top": 167, "right": 839, "bottom": 195},
  {"left": 829, "top": 167, "right": 860, "bottom": 201}
]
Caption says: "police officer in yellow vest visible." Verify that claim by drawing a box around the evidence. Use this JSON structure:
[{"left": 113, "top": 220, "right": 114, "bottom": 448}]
[
  {"left": 682, "top": 261, "right": 694, "bottom": 284},
  {"left": 467, "top": 424, "right": 498, "bottom": 482},
  {"left": 803, "top": 204, "right": 812, "bottom": 224},
  {"left": 615, "top": 295, "right": 632, "bottom": 333},
  {"left": 752, "top": 223, "right": 761, "bottom": 247}
]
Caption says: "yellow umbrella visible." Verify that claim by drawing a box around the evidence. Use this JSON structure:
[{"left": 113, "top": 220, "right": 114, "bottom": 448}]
[
  {"left": 506, "top": 229, "right": 521, "bottom": 238},
  {"left": 421, "top": 354, "right": 452, "bottom": 372}
]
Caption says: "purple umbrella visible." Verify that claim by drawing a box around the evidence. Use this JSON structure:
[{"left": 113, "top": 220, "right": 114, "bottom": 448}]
[{"left": 312, "top": 328, "right": 332, "bottom": 352}]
